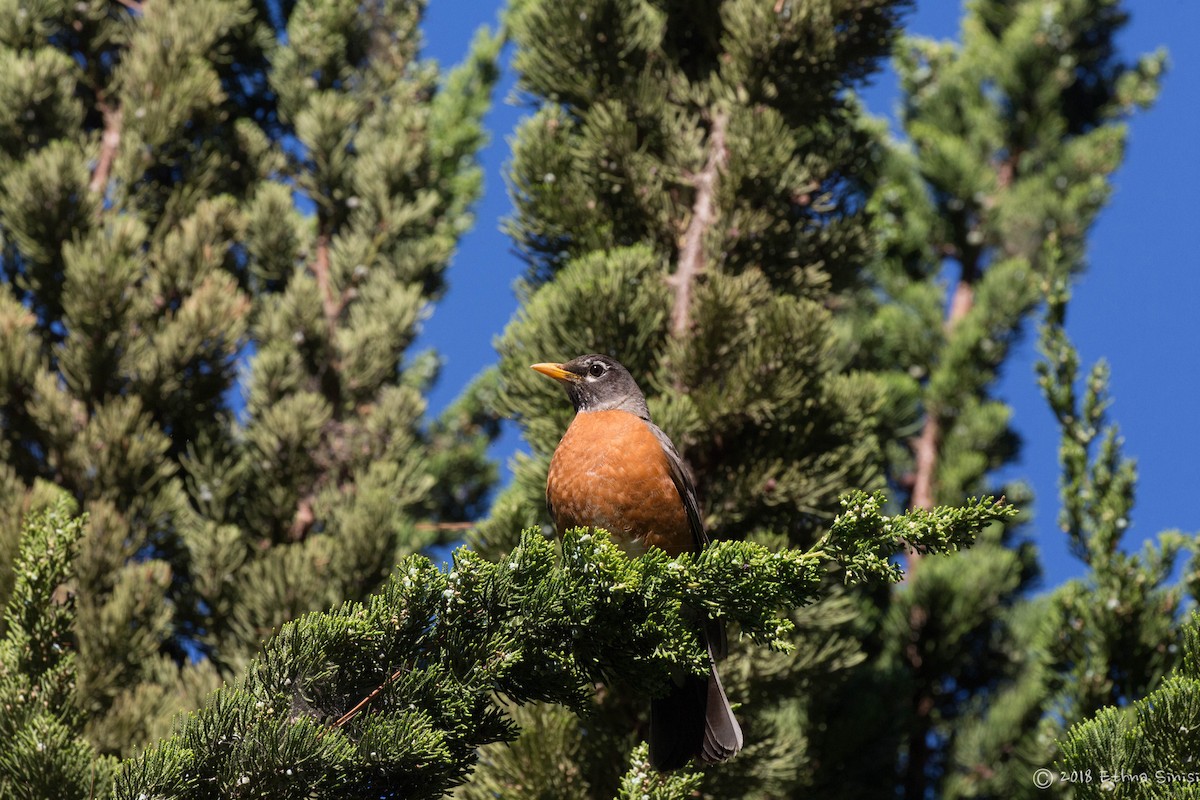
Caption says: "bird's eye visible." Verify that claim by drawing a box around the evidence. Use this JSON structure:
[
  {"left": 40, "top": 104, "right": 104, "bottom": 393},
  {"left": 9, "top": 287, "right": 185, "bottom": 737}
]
[{"left": 588, "top": 362, "right": 605, "bottom": 378}]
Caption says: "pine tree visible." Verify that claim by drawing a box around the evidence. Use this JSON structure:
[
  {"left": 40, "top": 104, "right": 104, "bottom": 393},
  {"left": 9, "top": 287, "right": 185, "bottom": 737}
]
[
  {"left": 806, "top": 2, "right": 1168, "bottom": 797},
  {"left": 0, "top": 1, "right": 1182, "bottom": 795},
  {"left": 961, "top": 263, "right": 1196, "bottom": 800},
  {"left": 471, "top": 0, "right": 1169, "bottom": 797},
  {"left": 467, "top": 0, "right": 923, "bottom": 796},
  {"left": 0, "top": 0, "right": 499, "bottom": 757},
  {"left": 475, "top": 0, "right": 908, "bottom": 553}
]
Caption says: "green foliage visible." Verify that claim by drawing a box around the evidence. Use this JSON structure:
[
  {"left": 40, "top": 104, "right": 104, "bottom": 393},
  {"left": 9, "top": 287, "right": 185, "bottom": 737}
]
[
  {"left": 478, "top": 4, "right": 912, "bottom": 791},
  {"left": 115, "top": 501, "right": 1003, "bottom": 798},
  {"left": 615, "top": 744, "right": 703, "bottom": 800},
  {"left": 863, "top": 0, "right": 1163, "bottom": 507},
  {"left": 1013, "top": 268, "right": 1191, "bottom": 798},
  {"left": 821, "top": 2, "right": 1171, "bottom": 797},
  {"left": 0, "top": 0, "right": 502, "bottom": 762},
  {"left": 0, "top": 499, "right": 116, "bottom": 799},
  {"left": 1038, "top": 270, "right": 1141, "bottom": 571},
  {"left": 0, "top": 1, "right": 1182, "bottom": 795},
  {"left": 454, "top": 701, "right": 594, "bottom": 800},
  {"left": 919, "top": 257, "right": 1187, "bottom": 800},
  {"left": 506, "top": 0, "right": 901, "bottom": 287},
  {"left": 821, "top": 491, "right": 1013, "bottom": 584},
  {"left": 1058, "top": 614, "right": 1200, "bottom": 800}
]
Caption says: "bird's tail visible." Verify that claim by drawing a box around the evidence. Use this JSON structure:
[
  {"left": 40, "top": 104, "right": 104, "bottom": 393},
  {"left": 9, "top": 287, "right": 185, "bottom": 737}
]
[{"left": 648, "top": 636, "right": 743, "bottom": 770}]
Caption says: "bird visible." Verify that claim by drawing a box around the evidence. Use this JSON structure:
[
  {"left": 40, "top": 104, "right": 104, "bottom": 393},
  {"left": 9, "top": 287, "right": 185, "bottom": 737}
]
[{"left": 531, "top": 353, "right": 743, "bottom": 771}]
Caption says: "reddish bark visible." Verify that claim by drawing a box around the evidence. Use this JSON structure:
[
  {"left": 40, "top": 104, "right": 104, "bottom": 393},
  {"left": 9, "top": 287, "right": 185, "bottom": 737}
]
[
  {"left": 668, "top": 110, "right": 728, "bottom": 339},
  {"left": 89, "top": 102, "right": 122, "bottom": 197}
]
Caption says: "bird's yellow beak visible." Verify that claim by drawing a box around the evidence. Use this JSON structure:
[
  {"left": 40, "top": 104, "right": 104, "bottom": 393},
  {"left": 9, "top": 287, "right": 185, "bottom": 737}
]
[{"left": 531, "top": 362, "right": 579, "bottom": 383}]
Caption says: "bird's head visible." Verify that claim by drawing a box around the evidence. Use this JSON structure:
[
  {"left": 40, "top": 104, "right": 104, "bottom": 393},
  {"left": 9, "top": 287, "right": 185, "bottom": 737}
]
[{"left": 531, "top": 354, "right": 650, "bottom": 418}]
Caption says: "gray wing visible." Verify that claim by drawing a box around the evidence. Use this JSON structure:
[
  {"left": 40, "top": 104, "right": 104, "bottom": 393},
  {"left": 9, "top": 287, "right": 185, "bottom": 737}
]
[
  {"left": 647, "top": 421, "right": 727, "bottom": 660},
  {"left": 646, "top": 422, "right": 709, "bottom": 552}
]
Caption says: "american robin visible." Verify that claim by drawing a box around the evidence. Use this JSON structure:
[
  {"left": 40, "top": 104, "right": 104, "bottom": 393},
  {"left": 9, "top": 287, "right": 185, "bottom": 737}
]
[{"left": 531, "top": 354, "right": 743, "bottom": 770}]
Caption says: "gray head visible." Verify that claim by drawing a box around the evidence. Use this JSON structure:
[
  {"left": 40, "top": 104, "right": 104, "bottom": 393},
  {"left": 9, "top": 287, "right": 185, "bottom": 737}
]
[{"left": 531, "top": 354, "right": 651, "bottom": 418}]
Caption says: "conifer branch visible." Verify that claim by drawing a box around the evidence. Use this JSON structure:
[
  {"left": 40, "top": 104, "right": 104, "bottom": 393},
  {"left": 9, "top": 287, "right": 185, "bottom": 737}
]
[
  {"left": 115, "top": 501, "right": 1005, "bottom": 795},
  {"left": 0, "top": 502, "right": 116, "bottom": 794},
  {"left": 1058, "top": 613, "right": 1200, "bottom": 798},
  {"left": 668, "top": 109, "right": 728, "bottom": 339}
]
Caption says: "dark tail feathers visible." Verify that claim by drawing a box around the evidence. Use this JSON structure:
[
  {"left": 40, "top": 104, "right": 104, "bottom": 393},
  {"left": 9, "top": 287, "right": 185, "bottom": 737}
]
[{"left": 648, "top": 656, "right": 742, "bottom": 770}]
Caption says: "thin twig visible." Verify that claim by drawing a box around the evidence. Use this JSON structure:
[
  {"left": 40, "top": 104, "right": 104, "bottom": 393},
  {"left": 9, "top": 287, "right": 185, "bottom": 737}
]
[
  {"left": 333, "top": 665, "right": 406, "bottom": 728},
  {"left": 414, "top": 521, "right": 477, "bottom": 532}
]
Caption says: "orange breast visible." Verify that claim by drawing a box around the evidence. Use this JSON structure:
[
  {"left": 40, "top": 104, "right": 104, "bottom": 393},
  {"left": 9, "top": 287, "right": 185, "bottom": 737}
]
[{"left": 546, "top": 409, "right": 692, "bottom": 557}]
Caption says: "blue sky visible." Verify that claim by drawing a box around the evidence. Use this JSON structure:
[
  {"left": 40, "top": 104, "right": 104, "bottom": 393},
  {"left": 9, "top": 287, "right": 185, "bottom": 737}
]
[{"left": 417, "top": 1, "right": 1200, "bottom": 590}]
